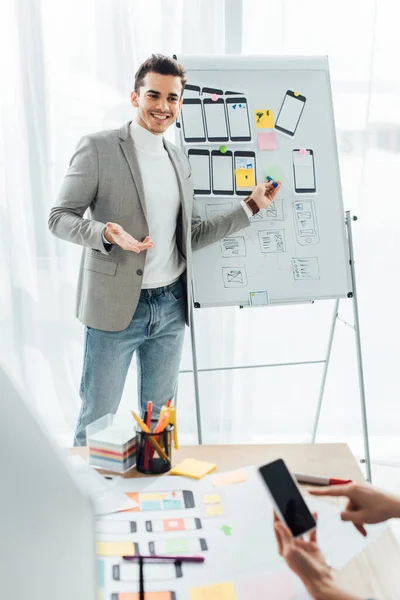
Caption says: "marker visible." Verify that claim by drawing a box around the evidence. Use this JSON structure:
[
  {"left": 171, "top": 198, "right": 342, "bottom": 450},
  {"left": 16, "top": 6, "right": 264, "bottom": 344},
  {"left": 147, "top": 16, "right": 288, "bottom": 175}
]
[
  {"left": 294, "top": 473, "right": 352, "bottom": 486},
  {"left": 122, "top": 554, "right": 205, "bottom": 563}
]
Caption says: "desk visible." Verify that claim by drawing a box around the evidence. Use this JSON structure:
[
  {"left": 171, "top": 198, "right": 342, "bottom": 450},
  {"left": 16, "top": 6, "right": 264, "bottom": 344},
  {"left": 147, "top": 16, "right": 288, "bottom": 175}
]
[{"left": 71, "top": 443, "right": 400, "bottom": 599}]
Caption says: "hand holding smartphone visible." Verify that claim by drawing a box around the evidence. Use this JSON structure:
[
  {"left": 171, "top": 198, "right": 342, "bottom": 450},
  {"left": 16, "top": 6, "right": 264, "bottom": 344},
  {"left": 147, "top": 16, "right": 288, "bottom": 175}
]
[{"left": 258, "top": 458, "right": 316, "bottom": 537}]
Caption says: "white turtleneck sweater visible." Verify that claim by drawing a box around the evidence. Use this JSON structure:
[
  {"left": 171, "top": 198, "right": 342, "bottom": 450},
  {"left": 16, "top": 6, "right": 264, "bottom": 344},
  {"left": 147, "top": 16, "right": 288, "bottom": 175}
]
[{"left": 128, "top": 120, "right": 186, "bottom": 289}]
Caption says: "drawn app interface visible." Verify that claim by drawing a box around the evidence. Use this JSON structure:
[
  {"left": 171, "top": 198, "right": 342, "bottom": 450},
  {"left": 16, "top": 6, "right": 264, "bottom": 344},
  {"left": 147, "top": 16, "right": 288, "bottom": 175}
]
[
  {"left": 275, "top": 92, "right": 305, "bottom": 136},
  {"left": 188, "top": 151, "right": 211, "bottom": 194},
  {"left": 227, "top": 99, "right": 251, "bottom": 140},
  {"left": 293, "top": 150, "right": 316, "bottom": 192},
  {"left": 150, "top": 537, "right": 206, "bottom": 554},
  {"left": 181, "top": 100, "right": 205, "bottom": 142},
  {"left": 212, "top": 153, "right": 234, "bottom": 194},
  {"left": 204, "top": 100, "right": 229, "bottom": 141},
  {"left": 125, "top": 491, "right": 190, "bottom": 511}
]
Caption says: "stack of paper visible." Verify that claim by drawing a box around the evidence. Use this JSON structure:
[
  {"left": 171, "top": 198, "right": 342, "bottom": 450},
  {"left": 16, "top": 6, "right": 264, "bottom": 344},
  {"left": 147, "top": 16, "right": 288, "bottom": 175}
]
[{"left": 88, "top": 425, "right": 137, "bottom": 473}]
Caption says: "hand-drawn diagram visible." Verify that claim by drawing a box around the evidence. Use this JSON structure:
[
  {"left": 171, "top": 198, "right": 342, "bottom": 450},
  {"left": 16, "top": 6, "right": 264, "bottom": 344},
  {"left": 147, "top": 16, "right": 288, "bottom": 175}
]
[
  {"left": 292, "top": 257, "right": 320, "bottom": 280},
  {"left": 250, "top": 210, "right": 267, "bottom": 223},
  {"left": 258, "top": 229, "right": 286, "bottom": 253},
  {"left": 292, "top": 199, "right": 319, "bottom": 245},
  {"left": 221, "top": 236, "right": 246, "bottom": 258},
  {"left": 222, "top": 267, "right": 248, "bottom": 288},
  {"left": 206, "top": 202, "right": 233, "bottom": 219},
  {"left": 265, "top": 198, "right": 284, "bottom": 220}
]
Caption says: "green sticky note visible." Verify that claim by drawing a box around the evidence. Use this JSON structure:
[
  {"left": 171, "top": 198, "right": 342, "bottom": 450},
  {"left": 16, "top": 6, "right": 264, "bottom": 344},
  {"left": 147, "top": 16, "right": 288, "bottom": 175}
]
[{"left": 262, "top": 164, "right": 286, "bottom": 184}]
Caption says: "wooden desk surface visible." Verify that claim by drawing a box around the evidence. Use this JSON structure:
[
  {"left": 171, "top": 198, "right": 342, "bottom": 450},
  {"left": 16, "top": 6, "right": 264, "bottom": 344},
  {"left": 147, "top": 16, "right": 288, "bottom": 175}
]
[{"left": 70, "top": 443, "right": 400, "bottom": 599}]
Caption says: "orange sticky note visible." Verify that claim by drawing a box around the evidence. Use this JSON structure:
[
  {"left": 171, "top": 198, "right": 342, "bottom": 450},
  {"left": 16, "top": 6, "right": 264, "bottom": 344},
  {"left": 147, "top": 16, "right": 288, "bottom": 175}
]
[
  {"left": 255, "top": 109, "right": 274, "bottom": 128},
  {"left": 170, "top": 458, "right": 216, "bottom": 479},
  {"left": 206, "top": 504, "right": 224, "bottom": 516},
  {"left": 212, "top": 470, "right": 247, "bottom": 487},
  {"left": 191, "top": 582, "right": 238, "bottom": 600},
  {"left": 235, "top": 169, "right": 255, "bottom": 187}
]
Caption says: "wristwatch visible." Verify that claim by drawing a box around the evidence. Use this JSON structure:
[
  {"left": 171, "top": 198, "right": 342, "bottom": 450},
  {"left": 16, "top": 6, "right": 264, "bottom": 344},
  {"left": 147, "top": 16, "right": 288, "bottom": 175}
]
[{"left": 244, "top": 195, "right": 260, "bottom": 216}]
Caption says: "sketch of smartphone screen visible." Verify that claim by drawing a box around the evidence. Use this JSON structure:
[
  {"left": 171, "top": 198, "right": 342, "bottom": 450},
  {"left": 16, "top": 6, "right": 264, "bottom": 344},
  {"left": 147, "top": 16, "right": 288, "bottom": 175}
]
[
  {"left": 181, "top": 99, "right": 206, "bottom": 143},
  {"left": 113, "top": 562, "right": 182, "bottom": 582},
  {"left": 183, "top": 84, "right": 201, "bottom": 99},
  {"left": 226, "top": 97, "right": 251, "bottom": 142},
  {"left": 275, "top": 91, "right": 306, "bottom": 137},
  {"left": 211, "top": 150, "right": 234, "bottom": 195},
  {"left": 202, "top": 86, "right": 224, "bottom": 98},
  {"left": 259, "top": 459, "right": 316, "bottom": 538},
  {"left": 111, "top": 593, "right": 176, "bottom": 600},
  {"left": 146, "top": 517, "right": 202, "bottom": 532},
  {"left": 234, "top": 151, "right": 256, "bottom": 196},
  {"left": 225, "top": 90, "right": 243, "bottom": 95},
  {"left": 203, "top": 98, "right": 229, "bottom": 142},
  {"left": 95, "top": 519, "right": 136, "bottom": 534},
  {"left": 149, "top": 537, "right": 208, "bottom": 555},
  {"left": 292, "top": 149, "right": 316, "bottom": 193},
  {"left": 188, "top": 149, "right": 211, "bottom": 195}
]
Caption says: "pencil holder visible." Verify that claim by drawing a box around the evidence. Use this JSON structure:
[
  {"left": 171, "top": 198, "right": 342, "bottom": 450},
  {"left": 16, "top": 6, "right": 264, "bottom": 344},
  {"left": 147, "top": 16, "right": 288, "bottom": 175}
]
[{"left": 136, "top": 426, "right": 173, "bottom": 475}]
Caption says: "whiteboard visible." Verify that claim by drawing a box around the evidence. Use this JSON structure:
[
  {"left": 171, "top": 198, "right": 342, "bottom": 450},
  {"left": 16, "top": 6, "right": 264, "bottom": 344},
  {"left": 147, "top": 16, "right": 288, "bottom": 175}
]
[{"left": 175, "top": 55, "right": 352, "bottom": 308}]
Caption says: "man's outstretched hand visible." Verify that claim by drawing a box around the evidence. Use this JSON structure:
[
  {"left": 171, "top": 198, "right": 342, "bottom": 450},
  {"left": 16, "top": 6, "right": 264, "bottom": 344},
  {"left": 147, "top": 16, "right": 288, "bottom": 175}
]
[{"left": 104, "top": 222, "right": 154, "bottom": 253}]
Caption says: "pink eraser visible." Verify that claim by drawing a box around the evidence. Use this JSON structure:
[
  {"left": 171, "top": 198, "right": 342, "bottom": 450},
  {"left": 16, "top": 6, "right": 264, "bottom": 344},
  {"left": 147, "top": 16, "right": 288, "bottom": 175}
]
[{"left": 210, "top": 93, "right": 218, "bottom": 101}]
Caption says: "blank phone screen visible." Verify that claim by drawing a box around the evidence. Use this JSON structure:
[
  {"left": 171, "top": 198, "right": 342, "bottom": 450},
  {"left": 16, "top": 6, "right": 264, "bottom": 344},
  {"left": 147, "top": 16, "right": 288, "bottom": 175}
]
[
  {"left": 212, "top": 154, "right": 234, "bottom": 194},
  {"left": 204, "top": 102, "right": 228, "bottom": 141},
  {"left": 259, "top": 460, "right": 315, "bottom": 537},
  {"left": 181, "top": 102, "right": 205, "bottom": 141},
  {"left": 227, "top": 100, "right": 251, "bottom": 139},
  {"left": 117, "top": 562, "right": 178, "bottom": 582},
  {"left": 293, "top": 151, "right": 315, "bottom": 191},
  {"left": 188, "top": 152, "right": 211, "bottom": 194},
  {"left": 276, "top": 94, "right": 305, "bottom": 135}
]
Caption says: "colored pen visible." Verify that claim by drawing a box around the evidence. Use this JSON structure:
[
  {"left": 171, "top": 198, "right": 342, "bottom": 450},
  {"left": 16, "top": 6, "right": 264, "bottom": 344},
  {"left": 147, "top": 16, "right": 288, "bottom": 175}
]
[
  {"left": 294, "top": 473, "right": 352, "bottom": 486},
  {"left": 144, "top": 401, "right": 152, "bottom": 471},
  {"left": 122, "top": 555, "right": 205, "bottom": 563},
  {"left": 131, "top": 411, "right": 170, "bottom": 463}
]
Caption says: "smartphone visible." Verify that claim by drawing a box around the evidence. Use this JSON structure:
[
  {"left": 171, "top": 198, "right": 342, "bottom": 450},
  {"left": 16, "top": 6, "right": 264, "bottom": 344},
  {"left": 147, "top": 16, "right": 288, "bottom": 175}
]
[
  {"left": 146, "top": 517, "right": 202, "bottom": 532},
  {"left": 234, "top": 151, "right": 256, "bottom": 195},
  {"left": 188, "top": 149, "right": 211, "bottom": 195},
  {"left": 203, "top": 98, "right": 229, "bottom": 143},
  {"left": 292, "top": 149, "right": 316, "bottom": 194},
  {"left": 275, "top": 90, "right": 306, "bottom": 137},
  {"left": 149, "top": 537, "right": 208, "bottom": 555},
  {"left": 292, "top": 199, "right": 319, "bottom": 245},
  {"left": 183, "top": 84, "right": 201, "bottom": 99},
  {"left": 211, "top": 150, "right": 234, "bottom": 195},
  {"left": 111, "top": 593, "right": 176, "bottom": 600},
  {"left": 258, "top": 459, "right": 316, "bottom": 537},
  {"left": 226, "top": 97, "right": 251, "bottom": 142},
  {"left": 125, "top": 490, "right": 195, "bottom": 511},
  {"left": 181, "top": 98, "right": 206, "bottom": 143},
  {"left": 95, "top": 519, "right": 136, "bottom": 534},
  {"left": 113, "top": 562, "right": 182, "bottom": 582},
  {"left": 202, "top": 86, "right": 224, "bottom": 97}
]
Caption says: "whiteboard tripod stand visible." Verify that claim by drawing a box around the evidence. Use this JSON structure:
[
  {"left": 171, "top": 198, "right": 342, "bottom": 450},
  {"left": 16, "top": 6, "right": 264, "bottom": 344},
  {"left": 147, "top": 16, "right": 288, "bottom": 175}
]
[{"left": 182, "top": 210, "right": 372, "bottom": 482}]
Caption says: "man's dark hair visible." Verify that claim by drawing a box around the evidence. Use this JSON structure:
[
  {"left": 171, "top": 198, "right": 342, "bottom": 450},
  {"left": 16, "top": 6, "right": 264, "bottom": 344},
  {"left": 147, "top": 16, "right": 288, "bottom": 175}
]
[{"left": 134, "top": 54, "right": 187, "bottom": 95}]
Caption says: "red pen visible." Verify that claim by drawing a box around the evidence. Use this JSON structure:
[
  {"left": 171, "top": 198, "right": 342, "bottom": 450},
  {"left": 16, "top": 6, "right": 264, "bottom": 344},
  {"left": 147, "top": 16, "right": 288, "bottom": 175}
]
[{"left": 294, "top": 473, "right": 352, "bottom": 486}]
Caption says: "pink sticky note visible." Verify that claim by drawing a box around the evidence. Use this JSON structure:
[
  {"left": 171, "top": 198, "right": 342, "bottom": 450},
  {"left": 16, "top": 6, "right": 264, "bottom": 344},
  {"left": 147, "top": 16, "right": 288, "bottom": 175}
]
[
  {"left": 299, "top": 147, "right": 307, "bottom": 155},
  {"left": 258, "top": 132, "right": 278, "bottom": 151},
  {"left": 210, "top": 93, "right": 218, "bottom": 101}
]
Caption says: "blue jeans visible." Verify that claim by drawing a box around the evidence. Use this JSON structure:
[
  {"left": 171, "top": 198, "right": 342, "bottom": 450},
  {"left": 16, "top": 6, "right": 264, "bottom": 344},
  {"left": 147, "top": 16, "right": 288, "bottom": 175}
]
[{"left": 74, "top": 278, "right": 186, "bottom": 446}]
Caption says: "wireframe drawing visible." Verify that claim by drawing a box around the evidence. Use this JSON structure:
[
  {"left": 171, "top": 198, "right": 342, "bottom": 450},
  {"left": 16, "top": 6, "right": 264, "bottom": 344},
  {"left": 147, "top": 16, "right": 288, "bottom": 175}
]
[
  {"left": 221, "top": 236, "right": 246, "bottom": 258},
  {"left": 222, "top": 266, "right": 248, "bottom": 288},
  {"left": 205, "top": 202, "right": 233, "bottom": 219},
  {"left": 292, "top": 257, "right": 320, "bottom": 280},
  {"left": 292, "top": 199, "right": 320, "bottom": 245},
  {"left": 258, "top": 229, "right": 286, "bottom": 253},
  {"left": 265, "top": 198, "right": 284, "bottom": 220},
  {"left": 250, "top": 210, "right": 267, "bottom": 222}
]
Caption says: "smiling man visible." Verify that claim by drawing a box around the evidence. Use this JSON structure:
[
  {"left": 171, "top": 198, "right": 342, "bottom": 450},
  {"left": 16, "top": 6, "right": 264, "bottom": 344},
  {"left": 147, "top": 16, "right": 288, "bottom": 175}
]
[{"left": 49, "top": 54, "right": 281, "bottom": 445}]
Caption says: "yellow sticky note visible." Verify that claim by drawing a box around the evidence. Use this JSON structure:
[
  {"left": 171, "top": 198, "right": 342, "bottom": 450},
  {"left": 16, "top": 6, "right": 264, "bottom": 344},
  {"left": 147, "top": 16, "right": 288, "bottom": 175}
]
[
  {"left": 212, "top": 470, "right": 247, "bottom": 487},
  {"left": 170, "top": 458, "right": 216, "bottom": 479},
  {"left": 206, "top": 504, "right": 224, "bottom": 516},
  {"left": 204, "top": 494, "right": 221, "bottom": 504},
  {"left": 96, "top": 541, "right": 136, "bottom": 557},
  {"left": 235, "top": 169, "right": 255, "bottom": 187},
  {"left": 255, "top": 109, "right": 274, "bottom": 128},
  {"left": 141, "top": 492, "right": 167, "bottom": 501},
  {"left": 191, "top": 582, "right": 238, "bottom": 600}
]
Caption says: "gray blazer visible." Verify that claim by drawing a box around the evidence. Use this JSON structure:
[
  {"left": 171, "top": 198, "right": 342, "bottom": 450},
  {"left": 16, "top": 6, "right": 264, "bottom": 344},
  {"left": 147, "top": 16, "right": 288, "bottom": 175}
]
[{"left": 49, "top": 121, "right": 250, "bottom": 331}]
